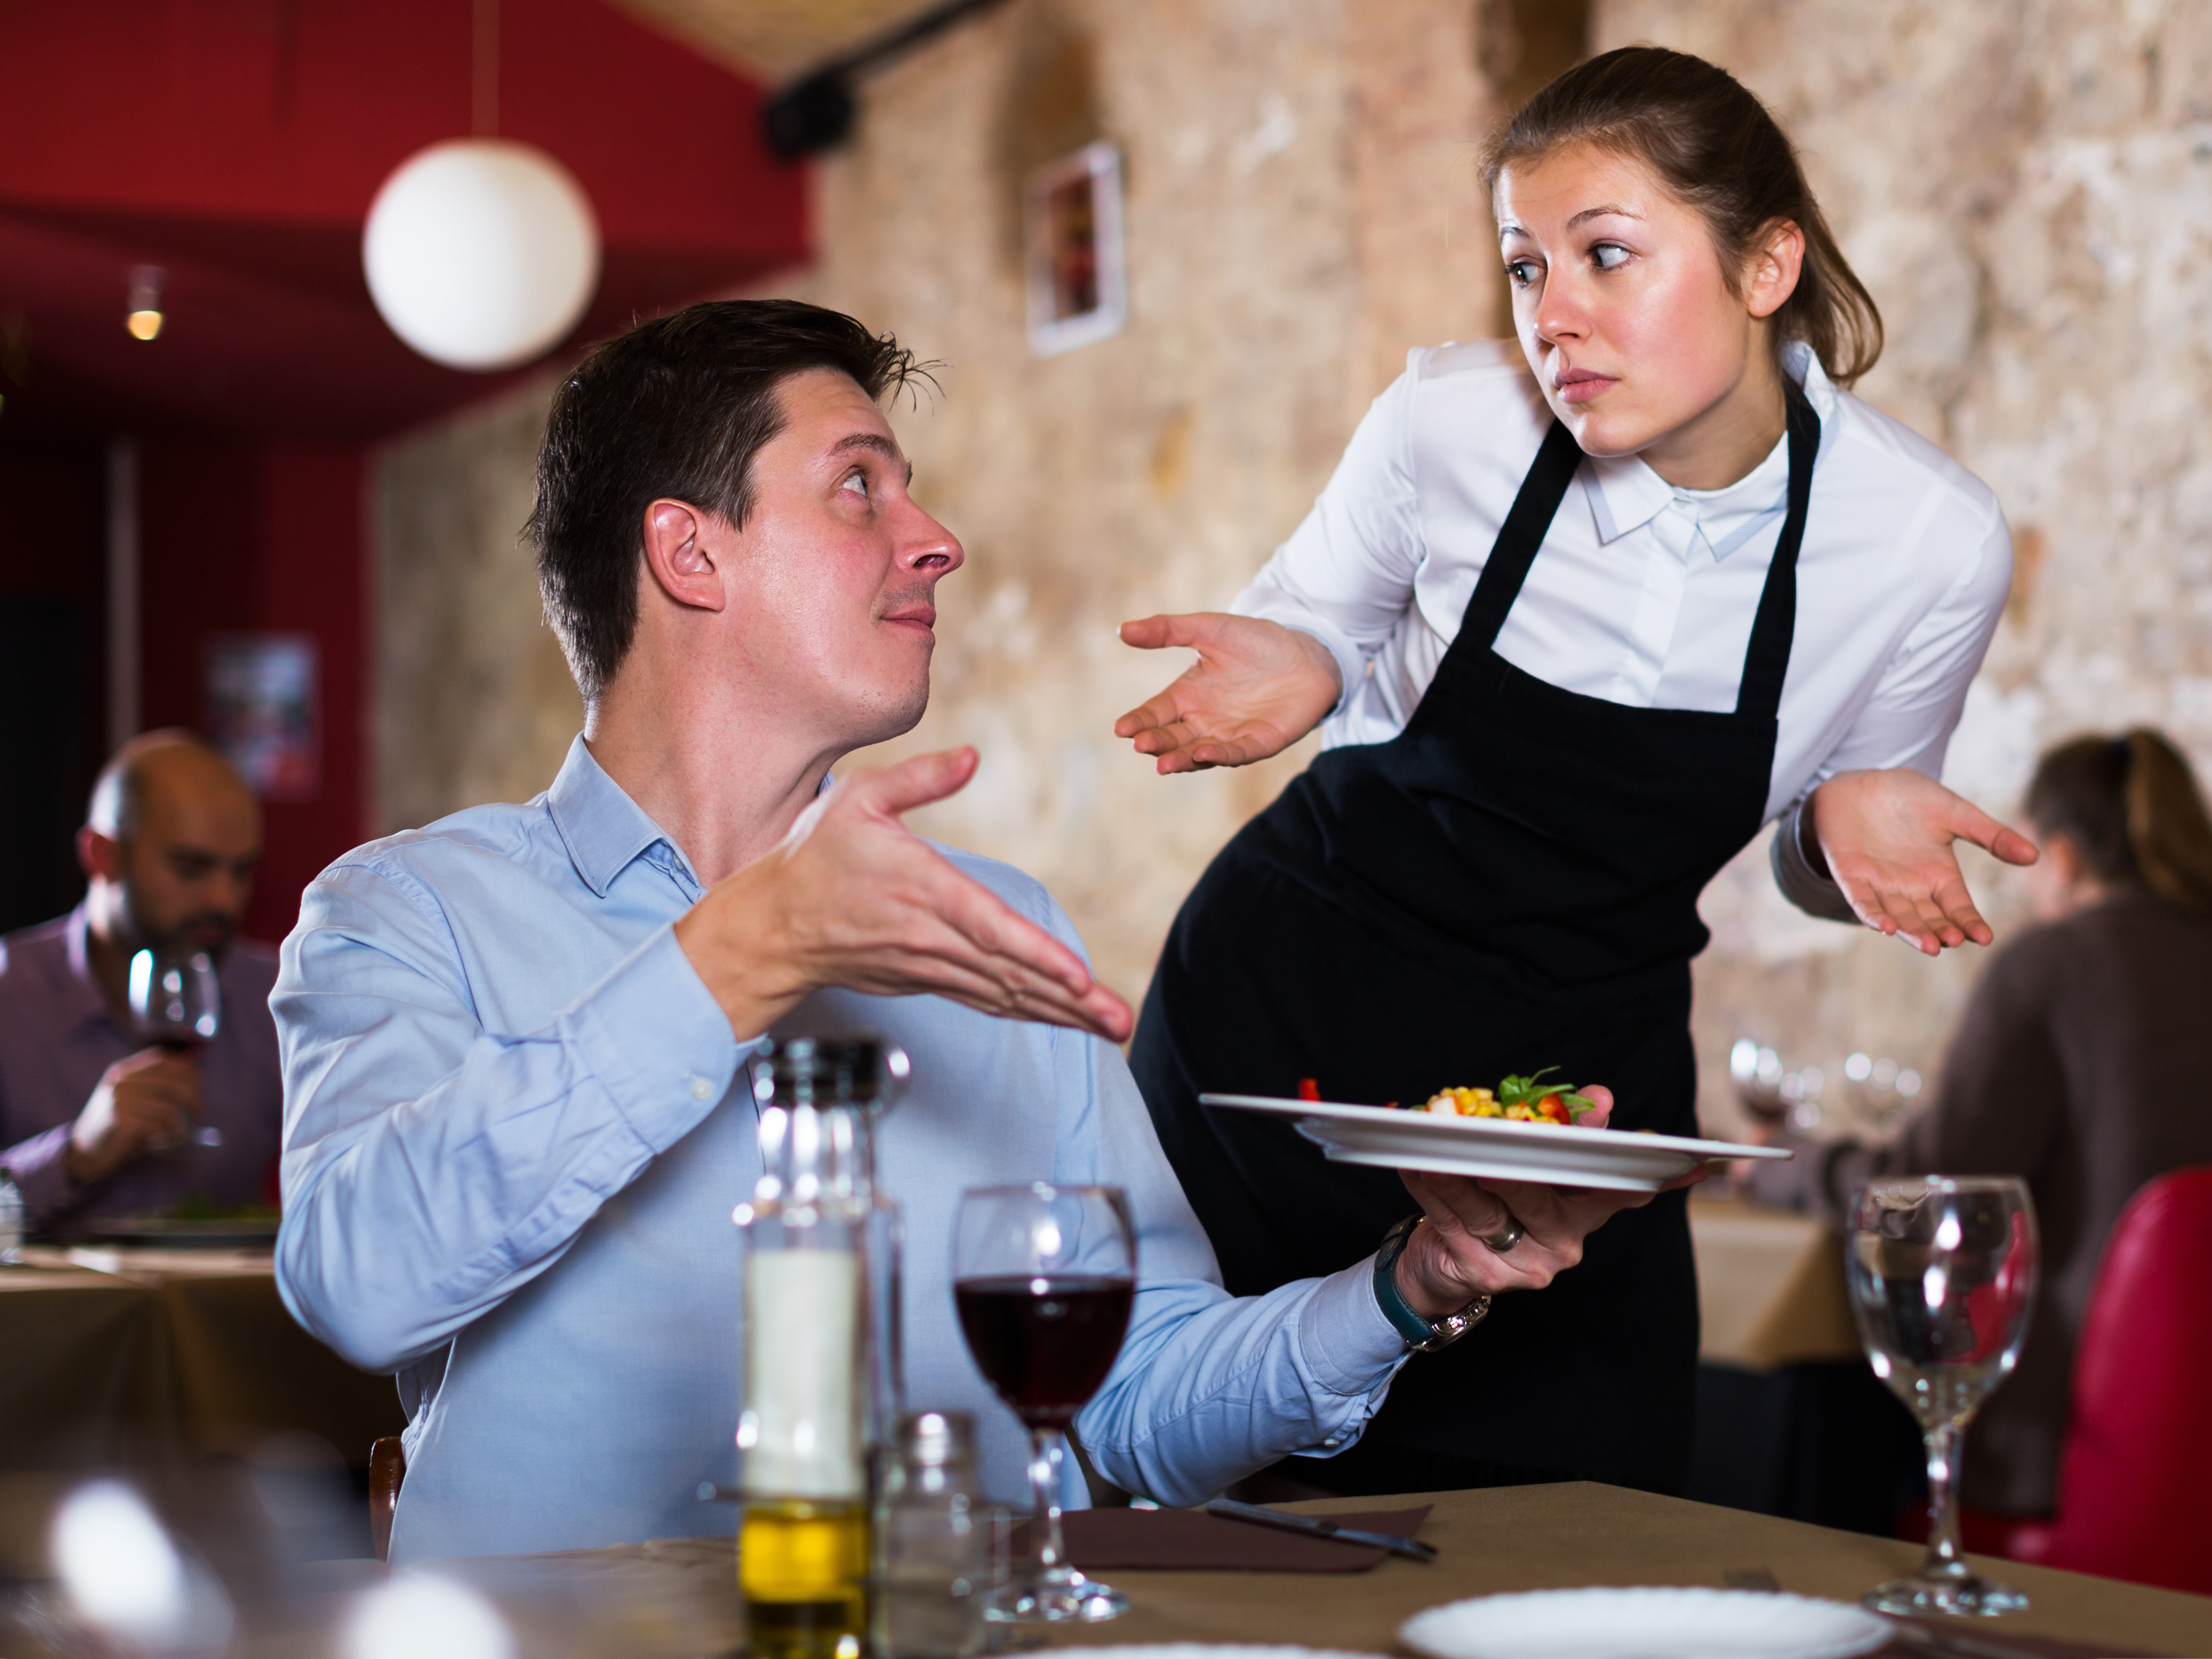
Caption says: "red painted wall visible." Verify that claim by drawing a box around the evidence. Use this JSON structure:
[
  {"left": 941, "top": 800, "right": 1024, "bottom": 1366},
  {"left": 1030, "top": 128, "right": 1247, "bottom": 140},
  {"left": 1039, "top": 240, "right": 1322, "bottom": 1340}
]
[{"left": 139, "top": 438, "right": 367, "bottom": 946}]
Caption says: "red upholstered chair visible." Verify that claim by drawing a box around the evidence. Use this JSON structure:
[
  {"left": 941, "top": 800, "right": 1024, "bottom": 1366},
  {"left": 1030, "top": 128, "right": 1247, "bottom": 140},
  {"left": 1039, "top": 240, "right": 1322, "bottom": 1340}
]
[{"left": 1950, "top": 1165, "right": 2212, "bottom": 1594}]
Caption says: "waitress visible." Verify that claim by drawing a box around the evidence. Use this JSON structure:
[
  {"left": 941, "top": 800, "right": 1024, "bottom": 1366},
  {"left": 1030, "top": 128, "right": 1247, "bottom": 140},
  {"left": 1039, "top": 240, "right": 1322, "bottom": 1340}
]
[{"left": 1117, "top": 46, "right": 2035, "bottom": 1498}]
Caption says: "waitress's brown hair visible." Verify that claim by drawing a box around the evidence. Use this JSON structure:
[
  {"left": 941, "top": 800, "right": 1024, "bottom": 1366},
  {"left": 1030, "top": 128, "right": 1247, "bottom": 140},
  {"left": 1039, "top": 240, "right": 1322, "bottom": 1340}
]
[
  {"left": 1481, "top": 46, "right": 1884, "bottom": 387},
  {"left": 2026, "top": 730, "right": 2212, "bottom": 916}
]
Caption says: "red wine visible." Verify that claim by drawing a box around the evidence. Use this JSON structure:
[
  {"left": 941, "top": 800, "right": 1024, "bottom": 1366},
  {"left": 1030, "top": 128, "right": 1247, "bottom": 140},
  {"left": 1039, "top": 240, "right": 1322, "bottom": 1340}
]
[{"left": 953, "top": 1275, "right": 1136, "bottom": 1428}]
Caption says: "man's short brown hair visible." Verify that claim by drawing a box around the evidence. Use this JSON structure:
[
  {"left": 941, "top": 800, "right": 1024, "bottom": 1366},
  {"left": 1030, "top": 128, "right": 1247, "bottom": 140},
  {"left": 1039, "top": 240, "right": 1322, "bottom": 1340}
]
[{"left": 528, "top": 299, "right": 925, "bottom": 703}]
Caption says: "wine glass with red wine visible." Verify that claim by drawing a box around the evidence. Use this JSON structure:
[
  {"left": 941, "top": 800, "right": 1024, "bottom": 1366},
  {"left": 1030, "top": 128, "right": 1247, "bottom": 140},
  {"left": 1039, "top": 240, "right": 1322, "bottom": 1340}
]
[
  {"left": 127, "top": 948, "right": 224, "bottom": 1151},
  {"left": 952, "top": 1182, "right": 1136, "bottom": 1624}
]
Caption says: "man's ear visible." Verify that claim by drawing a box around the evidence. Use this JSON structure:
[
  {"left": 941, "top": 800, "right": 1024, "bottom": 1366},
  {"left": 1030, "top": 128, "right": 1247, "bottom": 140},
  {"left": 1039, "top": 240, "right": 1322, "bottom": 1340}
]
[
  {"left": 640, "top": 499, "right": 730, "bottom": 613},
  {"left": 77, "top": 825, "right": 121, "bottom": 882}
]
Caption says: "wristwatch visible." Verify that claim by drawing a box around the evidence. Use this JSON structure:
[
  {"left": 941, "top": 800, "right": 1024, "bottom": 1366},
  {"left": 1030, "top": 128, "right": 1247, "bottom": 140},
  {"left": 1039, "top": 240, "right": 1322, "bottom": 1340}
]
[{"left": 1374, "top": 1214, "right": 1492, "bottom": 1352}]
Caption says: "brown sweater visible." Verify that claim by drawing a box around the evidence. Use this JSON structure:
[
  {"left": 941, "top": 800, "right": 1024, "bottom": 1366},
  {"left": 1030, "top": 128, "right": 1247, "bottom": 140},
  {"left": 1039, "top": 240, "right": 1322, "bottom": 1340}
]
[{"left": 1747, "top": 892, "right": 2212, "bottom": 1516}]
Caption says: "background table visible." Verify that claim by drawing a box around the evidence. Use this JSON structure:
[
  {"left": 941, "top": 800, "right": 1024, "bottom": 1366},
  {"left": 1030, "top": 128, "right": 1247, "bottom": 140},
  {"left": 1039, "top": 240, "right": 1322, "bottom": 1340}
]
[
  {"left": 1687, "top": 1196, "right": 1923, "bottom": 1537},
  {"left": 0, "top": 1248, "right": 404, "bottom": 1477},
  {"left": 1691, "top": 1195, "right": 1860, "bottom": 1370},
  {"left": 395, "top": 1485, "right": 2212, "bottom": 1659}
]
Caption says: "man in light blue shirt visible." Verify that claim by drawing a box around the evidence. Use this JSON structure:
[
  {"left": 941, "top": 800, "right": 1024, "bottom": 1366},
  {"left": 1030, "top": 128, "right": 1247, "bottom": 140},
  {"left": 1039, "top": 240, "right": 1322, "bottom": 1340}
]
[{"left": 273, "top": 301, "right": 1656, "bottom": 1563}]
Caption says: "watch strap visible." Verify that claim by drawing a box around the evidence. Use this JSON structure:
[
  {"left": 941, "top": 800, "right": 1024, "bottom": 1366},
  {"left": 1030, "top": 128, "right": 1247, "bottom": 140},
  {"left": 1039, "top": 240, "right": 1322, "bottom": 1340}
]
[{"left": 1373, "top": 1214, "right": 1491, "bottom": 1353}]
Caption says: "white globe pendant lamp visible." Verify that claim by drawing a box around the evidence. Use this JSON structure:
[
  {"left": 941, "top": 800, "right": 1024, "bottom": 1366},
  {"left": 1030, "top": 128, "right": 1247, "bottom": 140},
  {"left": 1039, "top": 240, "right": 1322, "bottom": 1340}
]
[{"left": 363, "top": 138, "right": 601, "bottom": 372}]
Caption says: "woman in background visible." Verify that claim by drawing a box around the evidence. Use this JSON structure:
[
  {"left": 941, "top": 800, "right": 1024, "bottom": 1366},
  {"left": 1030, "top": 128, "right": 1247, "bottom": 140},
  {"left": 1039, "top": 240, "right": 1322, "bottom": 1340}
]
[{"left": 1749, "top": 729, "right": 2212, "bottom": 1517}]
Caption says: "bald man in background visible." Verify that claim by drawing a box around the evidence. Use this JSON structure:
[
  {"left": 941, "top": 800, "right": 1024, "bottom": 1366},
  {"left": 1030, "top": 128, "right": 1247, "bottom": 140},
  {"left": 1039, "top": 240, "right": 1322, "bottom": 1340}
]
[{"left": 0, "top": 731, "right": 283, "bottom": 1237}]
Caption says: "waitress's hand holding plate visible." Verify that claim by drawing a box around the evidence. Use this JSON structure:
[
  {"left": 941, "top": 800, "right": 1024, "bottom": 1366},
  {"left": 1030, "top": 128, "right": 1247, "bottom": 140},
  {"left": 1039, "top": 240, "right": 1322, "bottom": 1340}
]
[
  {"left": 1114, "top": 613, "right": 1342, "bottom": 773},
  {"left": 1391, "top": 1087, "right": 1688, "bottom": 1315},
  {"left": 1809, "top": 768, "right": 2038, "bottom": 956}
]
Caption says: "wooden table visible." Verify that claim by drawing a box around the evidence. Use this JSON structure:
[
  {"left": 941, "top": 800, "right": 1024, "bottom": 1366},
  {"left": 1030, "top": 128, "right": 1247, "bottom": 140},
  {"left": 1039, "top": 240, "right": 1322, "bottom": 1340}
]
[
  {"left": 396, "top": 1485, "right": 2212, "bottom": 1659},
  {"left": 1690, "top": 1194, "right": 1861, "bottom": 1370},
  {"left": 0, "top": 1248, "right": 403, "bottom": 1476}
]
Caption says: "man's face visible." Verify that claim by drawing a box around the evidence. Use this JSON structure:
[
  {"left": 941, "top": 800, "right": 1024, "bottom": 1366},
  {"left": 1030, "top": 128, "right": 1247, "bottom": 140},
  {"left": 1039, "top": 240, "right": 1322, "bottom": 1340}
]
[
  {"left": 711, "top": 369, "right": 964, "bottom": 752},
  {"left": 106, "top": 761, "right": 262, "bottom": 960}
]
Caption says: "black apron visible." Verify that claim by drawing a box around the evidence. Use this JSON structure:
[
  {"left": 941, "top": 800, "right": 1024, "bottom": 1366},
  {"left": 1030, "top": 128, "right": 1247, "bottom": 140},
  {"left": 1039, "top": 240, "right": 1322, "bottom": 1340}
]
[{"left": 1130, "top": 389, "right": 1819, "bottom": 1496}]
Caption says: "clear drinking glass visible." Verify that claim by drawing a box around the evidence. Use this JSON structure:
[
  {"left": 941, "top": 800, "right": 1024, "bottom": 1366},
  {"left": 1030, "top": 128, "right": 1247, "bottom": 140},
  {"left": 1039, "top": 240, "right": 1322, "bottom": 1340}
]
[
  {"left": 1847, "top": 1176, "right": 2038, "bottom": 1617},
  {"left": 127, "top": 949, "right": 224, "bottom": 1150},
  {"left": 951, "top": 1183, "right": 1136, "bottom": 1625}
]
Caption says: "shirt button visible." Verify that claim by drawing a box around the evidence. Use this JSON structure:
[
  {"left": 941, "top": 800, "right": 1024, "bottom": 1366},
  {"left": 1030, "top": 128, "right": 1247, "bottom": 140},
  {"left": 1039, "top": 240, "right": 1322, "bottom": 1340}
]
[{"left": 690, "top": 1077, "right": 713, "bottom": 1102}]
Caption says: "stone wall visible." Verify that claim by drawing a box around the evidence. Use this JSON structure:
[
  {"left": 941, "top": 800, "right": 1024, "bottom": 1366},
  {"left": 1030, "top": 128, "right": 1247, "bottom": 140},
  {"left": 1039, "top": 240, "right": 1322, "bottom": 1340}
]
[
  {"left": 1603, "top": 0, "right": 2212, "bottom": 1136},
  {"left": 370, "top": 0, "right": 2212, "bottom": 1139}
]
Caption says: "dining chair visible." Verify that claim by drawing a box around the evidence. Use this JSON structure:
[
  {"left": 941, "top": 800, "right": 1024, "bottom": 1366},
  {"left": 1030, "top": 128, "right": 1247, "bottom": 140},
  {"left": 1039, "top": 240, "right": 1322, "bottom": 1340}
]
[
  {"left": 369, "top": 1434, "right": 407, "bottom": 1563},
  {"left": 1961, "top": 1163, "right": 2212, "bottom": 1595}
]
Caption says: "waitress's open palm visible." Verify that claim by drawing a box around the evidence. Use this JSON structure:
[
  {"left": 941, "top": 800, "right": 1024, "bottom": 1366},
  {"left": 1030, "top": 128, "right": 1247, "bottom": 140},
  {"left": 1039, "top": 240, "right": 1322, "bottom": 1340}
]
[
  {"left": 1811, "top": 767, "right": 2040, "bottom": 954},
  {"left": 1115, "top": 612, "right": 1342, "bottom": 773}
]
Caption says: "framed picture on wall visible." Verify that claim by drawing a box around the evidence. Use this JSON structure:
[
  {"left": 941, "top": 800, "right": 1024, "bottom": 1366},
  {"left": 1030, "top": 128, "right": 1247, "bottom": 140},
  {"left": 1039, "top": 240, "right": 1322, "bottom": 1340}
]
[
  {"left": 204, "top": 633, "right": 319, "bottom": 802},
  {"left": 1025, "top": 141, "right": 1127, "bottom": 357}
]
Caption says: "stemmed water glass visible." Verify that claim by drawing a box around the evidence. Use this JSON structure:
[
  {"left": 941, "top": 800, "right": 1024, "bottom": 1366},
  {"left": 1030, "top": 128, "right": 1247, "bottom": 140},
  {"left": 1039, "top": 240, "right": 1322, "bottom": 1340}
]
[
  {"left": 1847, "top": 1176, "right": 2038, "bottom": 1617},
  {"left": 127, "top": 949, "right": 224, "bottom": 1150},
  {"left": 951, "top": 1183, "right": 1136, "bottom": 1624}
]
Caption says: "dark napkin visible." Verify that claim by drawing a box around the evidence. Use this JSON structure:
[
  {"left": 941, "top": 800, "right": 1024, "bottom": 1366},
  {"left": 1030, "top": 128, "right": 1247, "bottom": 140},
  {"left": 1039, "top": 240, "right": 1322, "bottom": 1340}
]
[
  {"left": 1872, "top": 1613, "right": 2171, "bottom": 1659},
  {"left": 1018, "top": 1505, "right": 1433, "bottom": 1574}
]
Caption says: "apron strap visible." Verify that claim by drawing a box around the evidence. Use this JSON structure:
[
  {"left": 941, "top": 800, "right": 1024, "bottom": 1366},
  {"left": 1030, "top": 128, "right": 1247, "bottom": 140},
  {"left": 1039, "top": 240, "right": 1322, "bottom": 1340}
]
[
  {"left": 1733, "top": 380, "right": 1821, "bottom": 721},
  {"left": 1461, "top": 419, "right": 1587, "bottom": 650},
  {"left": 1461, "top": 382, "right": 1822, "bottom": 715}
]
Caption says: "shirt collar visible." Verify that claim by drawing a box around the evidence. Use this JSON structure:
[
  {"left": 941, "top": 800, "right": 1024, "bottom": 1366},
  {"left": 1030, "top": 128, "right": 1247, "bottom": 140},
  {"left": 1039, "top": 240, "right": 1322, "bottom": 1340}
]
[
  {"left": 546, "top": 735, "right": 702, "bottom": 899},
  {"left": 1579, "top": 341, "right": 1833, "bottom": 561}
]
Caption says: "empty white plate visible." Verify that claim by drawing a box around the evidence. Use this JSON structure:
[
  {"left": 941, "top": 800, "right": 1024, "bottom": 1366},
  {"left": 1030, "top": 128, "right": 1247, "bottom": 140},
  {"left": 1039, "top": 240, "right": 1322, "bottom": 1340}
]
[
  {"left": 1399, "top": 1587, "right": 1892, "bottom": 1659},
  {"left": 1069, "top": 1648, "right": 1383, "bottom": 1659}
]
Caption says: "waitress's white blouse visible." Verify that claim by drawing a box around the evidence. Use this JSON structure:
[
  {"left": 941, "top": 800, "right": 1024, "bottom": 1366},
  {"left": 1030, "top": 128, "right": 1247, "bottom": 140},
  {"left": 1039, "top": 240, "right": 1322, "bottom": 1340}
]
[{"left": 1233, "top": 339, "right": 2013, "bottom": 838}]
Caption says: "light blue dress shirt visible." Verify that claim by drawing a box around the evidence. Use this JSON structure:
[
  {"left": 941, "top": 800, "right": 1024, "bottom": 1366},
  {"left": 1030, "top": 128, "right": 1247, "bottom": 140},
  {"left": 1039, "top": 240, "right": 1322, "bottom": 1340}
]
[{"left": 273, "top": 737, "right": 1409, "bottom": 1563}]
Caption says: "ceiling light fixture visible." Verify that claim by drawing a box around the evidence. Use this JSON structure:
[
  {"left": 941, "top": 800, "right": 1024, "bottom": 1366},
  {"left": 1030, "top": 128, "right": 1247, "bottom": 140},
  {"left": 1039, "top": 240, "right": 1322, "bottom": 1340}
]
[
  {"left": 125, "top": 265, "right": 165, "bottom": 341},
  {"left": 361, "top": 0, "right": 600, "bottom": 372}
]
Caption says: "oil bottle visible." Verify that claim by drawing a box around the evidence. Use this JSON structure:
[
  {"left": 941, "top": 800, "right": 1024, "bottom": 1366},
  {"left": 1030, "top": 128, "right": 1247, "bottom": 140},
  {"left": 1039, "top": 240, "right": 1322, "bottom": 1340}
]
[{"left": 736, "top": 1035, "right": 905, "bottom": 1659}]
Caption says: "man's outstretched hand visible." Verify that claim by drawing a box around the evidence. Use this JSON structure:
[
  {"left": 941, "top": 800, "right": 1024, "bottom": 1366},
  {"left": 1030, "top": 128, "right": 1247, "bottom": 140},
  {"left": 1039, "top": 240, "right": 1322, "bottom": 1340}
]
[
  {"left": 1390, "top": 1087, "right": 1704, "bottom": 1317},
  {"left": 1114, "top": 613, "right": 1341, "bottom": 773},
  {"left": 1809, "top": 768, "right": 2040, "bottom": 956},
  {"left": 675, "top": 747, "right": 1134, "bottom": 1045}
]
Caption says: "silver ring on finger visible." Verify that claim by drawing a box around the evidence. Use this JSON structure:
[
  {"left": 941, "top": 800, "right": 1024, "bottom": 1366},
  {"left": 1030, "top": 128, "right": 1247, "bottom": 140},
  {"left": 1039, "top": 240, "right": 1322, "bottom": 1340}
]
[{"left": 1481, "top": 1210, "right": 1526, "bottom": 1255}]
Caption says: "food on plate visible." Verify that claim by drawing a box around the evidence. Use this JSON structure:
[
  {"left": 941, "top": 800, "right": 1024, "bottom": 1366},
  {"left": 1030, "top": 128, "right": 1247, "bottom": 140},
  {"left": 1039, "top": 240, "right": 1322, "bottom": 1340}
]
[{"left": 1415, "top": 1068, "right": 1597, "bottom": 1126}]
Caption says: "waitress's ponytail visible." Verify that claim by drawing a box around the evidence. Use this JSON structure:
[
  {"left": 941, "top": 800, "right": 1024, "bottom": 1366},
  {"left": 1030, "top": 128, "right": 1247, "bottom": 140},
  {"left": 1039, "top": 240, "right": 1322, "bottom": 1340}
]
[
  {"left": 2026, "top": 729, "right": 2212, "bottom": 917},
  {"left": 1481, "top": 47, "right": 1884, "bottom": 387}
]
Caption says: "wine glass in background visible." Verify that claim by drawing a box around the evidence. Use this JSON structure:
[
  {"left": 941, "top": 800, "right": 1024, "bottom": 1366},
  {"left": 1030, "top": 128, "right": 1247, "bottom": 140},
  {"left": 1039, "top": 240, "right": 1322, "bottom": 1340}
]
[
  {"left": 1847, "top": 1176, "right": 2038, "bottom": 1617},
  {"left": 951, "top": 1183, "right": 1136, "bottom": 1625},
  {"left": 1728, "top": 1037, "right": 1787, "bottom": 1126},
  {"left": 127, "top": 949, "right": 224, "bottom": 1150}
]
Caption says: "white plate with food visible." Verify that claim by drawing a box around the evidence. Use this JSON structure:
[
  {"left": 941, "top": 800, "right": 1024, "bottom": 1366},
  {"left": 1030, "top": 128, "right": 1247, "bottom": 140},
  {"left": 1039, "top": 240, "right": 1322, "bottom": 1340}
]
[
  {"left": 1198, "top": 1089, "right": 1789, "bottom": 1192},
  {"left": 1400, "top": 1587, "right": 1890, "bottom": 1659}
]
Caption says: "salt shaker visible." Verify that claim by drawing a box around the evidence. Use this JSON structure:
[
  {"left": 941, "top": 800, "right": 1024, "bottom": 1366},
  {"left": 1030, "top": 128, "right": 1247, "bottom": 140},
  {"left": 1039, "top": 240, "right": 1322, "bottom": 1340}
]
[
  {"left": 874, "top": 1410, "right": 985, "bottom": 1659},
  {"left": 0, "top": 1168, "right": 24, "bottom": 1265}
]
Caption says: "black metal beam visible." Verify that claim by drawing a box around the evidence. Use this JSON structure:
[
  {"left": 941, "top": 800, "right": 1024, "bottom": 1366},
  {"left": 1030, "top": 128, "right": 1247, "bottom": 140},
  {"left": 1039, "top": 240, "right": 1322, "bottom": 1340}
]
[{"left": 762, "top": 0, "right": 1009, "bottom": 160}]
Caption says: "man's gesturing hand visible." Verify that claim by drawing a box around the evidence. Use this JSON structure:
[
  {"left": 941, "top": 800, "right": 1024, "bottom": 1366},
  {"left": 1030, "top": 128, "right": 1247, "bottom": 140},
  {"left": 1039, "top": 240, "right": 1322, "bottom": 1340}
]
[
  {"left": 68, "top": 1048, "right": 201, "bottom": 1186},
  {"left": 675, "top": 747, "right": 1134, "bottom": 1045},
  {"left": 1389, "top": 1088, "right": 1698, "bottom": 1317},
  {"left": 1809, "top": 768, "right": 2040, "bottom": 956},
  {"left": 1114, "top": 613, "right": 1341, "bottom": 773}
]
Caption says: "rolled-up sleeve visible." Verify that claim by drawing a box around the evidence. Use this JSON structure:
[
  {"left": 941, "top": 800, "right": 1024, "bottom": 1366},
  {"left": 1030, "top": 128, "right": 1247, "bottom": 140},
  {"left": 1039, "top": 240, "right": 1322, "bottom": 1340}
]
[
  {"left": 273, "top": 859, "right": 745, "bottom": 1372},
  {"left": 1771, "top": 496, "right": 2011, "bottom": 919}
]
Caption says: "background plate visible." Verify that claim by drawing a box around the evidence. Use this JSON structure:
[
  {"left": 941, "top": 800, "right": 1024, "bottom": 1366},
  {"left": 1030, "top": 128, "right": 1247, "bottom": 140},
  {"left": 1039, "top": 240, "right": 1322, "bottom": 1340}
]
[{"left": 84, "top": 1217, "right": 281, "bottom": 1250}]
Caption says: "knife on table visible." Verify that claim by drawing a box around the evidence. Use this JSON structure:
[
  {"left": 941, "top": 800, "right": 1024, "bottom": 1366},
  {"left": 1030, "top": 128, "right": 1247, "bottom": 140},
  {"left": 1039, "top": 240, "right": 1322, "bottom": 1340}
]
[{"left": 1203, "top": 1497, "right": 1436, "bottom": 1561}]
